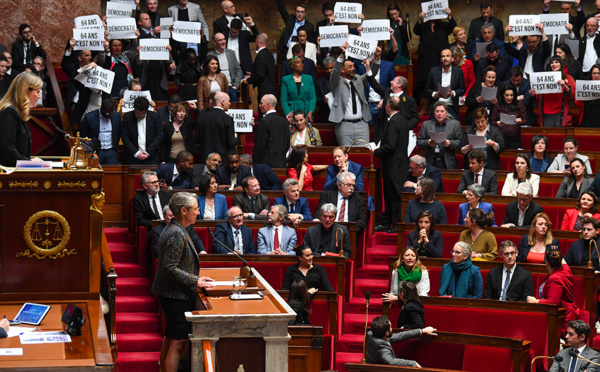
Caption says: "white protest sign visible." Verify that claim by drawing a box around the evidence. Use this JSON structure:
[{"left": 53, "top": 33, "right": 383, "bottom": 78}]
[
  {"left": 361, "top": 20, "right": 390, "bottom": 41},
  {"left": 160, "top": 18, "right": 173, "bottom": 39},
  {"left": 539, "top": 13, "right": 569, "bottom": 35},
  {"left": 122, "top": 90, "right": 153, "bottom": 113},
  {"left": 106, "top": 17, "right": 138, "bottom": 39},
  {"left": 226, "top": 109, "right": 254, "bottom": 133},
  {"left": 529, "top": 71, "right": 562, "bottom": 94},
  {"left": 334, "top": 2, "right": 363, "bottom": 24},
  {"left": 106, "top": 1, "right": 136, "bottom": 18},
  {"left": 421, "top": 0, "right": 449, "bottom": 22},
  {"left": 111, "top": 0, "right": 136, "bottom": 3},
  {"left": 73, "top": 29, "right": 105, "bottom": 51},
  {"left": 171, "top": 21, "right": 202, "bottom": 44},
  {"left": 346, "top": 35, "right": 377, "bottom": 60},
  {"left": 575, "top": 80, "right": 600, "bottom": 101},
  {"left": 319, "top": 25, "right": 349, "bottom": 48},
  {"left": 74, "top": 66, "right": 115, "bottom": 94},
  {"left": 74, "top": 15, "right": 103, "bottom": 29},
  {"left": 508, "top": 15, "right": 541, "bottom": 36},
  {"left": 139, "top": 39, "right": 170, "bottom": 60}
]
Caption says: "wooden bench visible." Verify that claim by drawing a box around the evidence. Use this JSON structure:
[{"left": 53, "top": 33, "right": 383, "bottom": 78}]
[{"left": 288, "top": 326, "right": 325, "bottom": 372}]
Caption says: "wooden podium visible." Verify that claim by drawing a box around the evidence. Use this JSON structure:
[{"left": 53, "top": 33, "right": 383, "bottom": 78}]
[{"left": 187, "top": 268, "right": 296, "bottom": 372}]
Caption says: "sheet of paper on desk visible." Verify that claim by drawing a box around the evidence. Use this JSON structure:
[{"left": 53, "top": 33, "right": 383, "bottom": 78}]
[
  {"left": 7, "top": 326, "right": 36, "bottom": 338},
  {"left": 211, "top": 281, "right": 235, "bottom": 286},
  {"left": 429, "top": 131, "right": 447, "bottom": 143},
  {"left": 500, "top": 113, "right": 517, "bottom": 124},
  {"left": 0, "top": 348, "right": 23, "bottom": 356},
  {"left": 468, "top": 134, "right": 487, "bottom": 148},
  {"left": 19, "top": 331, "right": 71, "bottom": 344}
]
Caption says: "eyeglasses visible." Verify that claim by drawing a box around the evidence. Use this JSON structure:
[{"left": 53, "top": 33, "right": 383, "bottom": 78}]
[
  {"left": 341, "top": 183, "right": 355, "bottom": 188},
  {"left": 451, "top": 250, "right": 465, "bottom": 255},
  {"left": 229, "top": 214, "right": 244, "bottom": 219},
  {"left": 502, "top": 251, "right": 517, "bottom": 257}
]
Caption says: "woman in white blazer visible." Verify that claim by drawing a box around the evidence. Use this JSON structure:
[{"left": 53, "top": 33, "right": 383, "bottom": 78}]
[{"left": 502, "top": 154, "right": 540, "bottom": 197}]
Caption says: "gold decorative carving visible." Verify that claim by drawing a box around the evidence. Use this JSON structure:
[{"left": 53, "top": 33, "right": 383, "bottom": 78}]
[
  {"left": 43, "top": 181, "right": 52, "bottom": 189},
  {"left": 18, "top": 210, "right": 74, "bottom": 260},
  {"left": 91, "top": 180, "right": 100, "bottom": 189},
  {"left": 57, "top": 181, "right": 86, "bottom": 188},
  {"left": 9, "top": 181, "right": 38, "bottom": 188},
  {"left": 91, "top": 192, "right": 105, "bottom": 214},
  {"left": 0, "top": 181, "right": 3, "bottom": 189}
]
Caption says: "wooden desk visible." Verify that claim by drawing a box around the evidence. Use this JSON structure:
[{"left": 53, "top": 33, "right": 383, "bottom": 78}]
[{"left": 0, "top": 301, "right": 112, "bottom": 371}]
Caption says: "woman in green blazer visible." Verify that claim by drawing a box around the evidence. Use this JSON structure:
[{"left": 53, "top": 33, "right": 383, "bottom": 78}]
[{"left": 280, "top": 56, "right": 317, "bottom": 123}]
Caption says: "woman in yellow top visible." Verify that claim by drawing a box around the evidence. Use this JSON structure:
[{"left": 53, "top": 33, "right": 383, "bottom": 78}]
[{"left": 459, "top": 208, "right": 497, "bottom": 261}]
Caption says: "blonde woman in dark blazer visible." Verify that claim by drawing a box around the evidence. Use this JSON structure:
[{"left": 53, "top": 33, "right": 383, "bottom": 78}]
[{"left": 197, "top": 56, "right": 228, "bottom": 110}]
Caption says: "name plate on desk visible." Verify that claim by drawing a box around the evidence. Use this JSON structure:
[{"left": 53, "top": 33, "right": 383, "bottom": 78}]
[{"left": 0, "top": 348, "right": 23, "bottom": 356}]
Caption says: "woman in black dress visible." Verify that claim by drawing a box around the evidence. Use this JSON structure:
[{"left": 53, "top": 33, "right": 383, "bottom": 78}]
[
  {"left": 287, "top": 279, "right": 311, "bottom": 325},
  {"left": 282, "top": 245, "right": 335, "bottom": 293}
]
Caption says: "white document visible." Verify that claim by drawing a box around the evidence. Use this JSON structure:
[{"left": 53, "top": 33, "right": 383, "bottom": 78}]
[
  {"left": 475, "top": 41, "right": 491, "bottom": 56},
  {"left": 171, "top": 21, "right": 202, "bottom": 44},
  {"left": 7, "top": 326, "right": 37, "bottom": 338},
  {"left": 508, "top": 15, "right": 541, "bottom": 36},
  {"left": 74, "top": 15, "right": 104, "bottom": 29},
  {"left": 499, "top": 113, "right": 517, "bottom": 124},
  {"left": 346, "top": 35, "right": 377, "bottom": 61},
  {"left": 19, "top": 332, "right": 71, "bottom": 344},
  {"left": 160, "top": 18, "right": 173, "bottom": 39},
  {"left": 361, "top": 20, "right": 391, "bottom": 41},
  {"left": 325, "top": 92, "right": 334, "bottom": 109},
  {"left": 437, "top": 83, "right": 451, "bottom": 97},
  {"left": 575, "top": 80, "right": 600, "bottom": 101},
  {"left": 480, "top": 86, "right": 497, "bottom": 101},
  {"left": 0, "top": 348, "right": 23, "bottom": 356},
  {"left": 334, "top": 2, "right": 363, "bottom": 24},
  {"left": 106, "top": 17, "right": 138, "bottom": 39},
  {"left": 226, "top": 109, "right": 254, "bottom": 133},
  {"left": 319, "top": 25, "right": 349, "bottom": 48},
  {"left": 429, "top": 131, "right": 447, "bottom": 143},
  {"left": 122, "top": 90, "right": 153, "bottom": 113},
  {"left": 139, "top": 39, "right": 170, "bottom": 60},
  {"left": 468, "top": 134, "right": 487, "bottom": 148},
  {"left": 421, "top": 0, "right": 449, "bottom": 22},
  {"left": 368, "top": 141, "right": 381, "bottom": 150},
  {"left": 408, "top": 131, "right": 417, "bottom": 157}
]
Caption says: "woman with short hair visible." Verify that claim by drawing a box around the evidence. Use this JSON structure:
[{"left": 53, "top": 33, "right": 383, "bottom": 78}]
[
  {"left": 439, "top": 242, "right": 483, "bottom": 298},
  {"left": 457, "top": 184, "right": 496, "bottom": 226}
]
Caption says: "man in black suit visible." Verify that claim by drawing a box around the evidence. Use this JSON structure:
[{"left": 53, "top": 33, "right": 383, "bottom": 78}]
[
  {"left": 227, "top": 18, "right": 259, "bottom": 75},
  {"left": 0, "top": 54, "right": 13, "bottom": 100},
  {"left": 303, "top": 203, "right": 351, "bottom": 259},
  {"left": 213, "top": 1, "right": 244, "bottom": 36},
  {"left": 456, "top": 150, "right": 498, "bottom": 195},
  {"left": 244, "top": 33, "right": 276, "bottom": 103},
  {"left": 467, "top": 2, "right": 504, "bottom": 45},
  {"left": 374, "top": 96, "right": 410, "bottom": 232},
  {"left": 565, "top": 217, "right": 600, "bottom": 271},
  {"left": 315, "top": 172, "right": 367, "bottom": 233},
  {"left": 424, "top": 49, "right": 466, "bottom": 119},
  {"left": 543, "top": 0, "right": 585, "bottom": 40},
  {"left": 276, "top": 0, "right": 315, "bottom": 55},
  {"left": 315, "top": 2, "right": 337, "bottom": 64},
  {"left": 156, "top": 94, "right": 181, "bottom": 124},
  {"left": 195, "top": 92, "right": 237, "bottom": 162},
  {"left": 155, "top": 151, "right": 195, "bottom": 189},
  {"left": 233, "top": 176, "right": 270, "bottom": 220},
  {"left": 79, "top": 99, "right": 121, "bottom": 165},
  {"left": 213, "top": 206, "right": 257, "bottom": 254},
  {"left": 132, "top": 171, "right": 172, "bottom": 229},
  {"left": 502, "top": 182, "right": 543, "bottom": 228},
  {"left": 504, "top": 24, "right": 550, "bottom": 76},
  {"left": 503, "top": 67, "right": 534, "bottom": 126},
  {"left": 190, "top": 152, "right": 222, "bottom": 189},
  {"left": 152, "top": 205, "right": 206, "bottom": 257},
  {"left": 402, "top": 155, "right": 444, "bottom": 193},
  {"left": 280, "top": 44, "right": 318, "bottom": 84},
  {"left": 475, "top": 43, "right": 512, "bottom": 82},
  {"left": 484, "top": 241, "right": 534, "bottom": 301},
  {"left": 12, "top": 23, "right": 47, "bottom": 73},
  {"left": 252, "top": 94, "right": 289, "bottom": 168},
  {"left": 121, "top": 97, "right": 164, "bottom": 165},
  {"left": 216, "top": 152, "right": 252, "bottom": 191},
  {"left": 315, "top": 56, "right": 334, "bottom": 122},
  {"left": 579, "top": 17, "right": 600, "bottom": 74},
  {"left": 239, "top": 154, "right": 282, "bottom": 190}
]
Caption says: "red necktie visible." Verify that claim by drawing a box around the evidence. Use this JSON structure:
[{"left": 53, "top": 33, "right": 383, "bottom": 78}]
[
  {"left": 474, "top": 173, "right": 479, "bottom": 184},
  {"left": 274, "top": 227, "right": 280, "bottom": 250},
  {"left": 338, "top": 198, "right": 346, "bottom": 222}
]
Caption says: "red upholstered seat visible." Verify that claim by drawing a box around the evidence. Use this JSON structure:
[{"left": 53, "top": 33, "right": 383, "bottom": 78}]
[
  {"left": 462, "top": 344, "right": 514, "bottom": 372},
  {"left": 393, "top": 339, "right": 465, "bottom": 370}
]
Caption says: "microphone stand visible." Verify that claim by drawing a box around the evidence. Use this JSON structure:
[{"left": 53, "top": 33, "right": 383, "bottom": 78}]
[
  {"left": 530, "top": 355, "right": 562, "bottom": 372},
  {"left": 570, "top": 349, "right": 600, "bottom": 368},
  {"left": 361, "top": 291, "right": 371, "bottom": 363},
  {"left": 208, "top": 228, "right": 257, "bottom": 287},
  {"left": 336, "top": 227, "right": 345, "bottom": 258},
  {"left": 588, "top": 238, "right": 599, "bottom": 270},
  {"left": 405, "top": 13, "right": 412, "bottom": 65}
]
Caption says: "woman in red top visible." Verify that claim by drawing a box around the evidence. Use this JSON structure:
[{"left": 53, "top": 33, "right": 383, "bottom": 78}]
[
  {"left": 527, "top": 248, "right": 579, "bottom": 332},
  {"left": 529, "top": 56, "right": 575, "bottom": 127},
  {"left": 561, "top": 191, "right": 600, "bottom": 231},
  {"left": 450, "top": 46, "right": 475, "bottom": 99},
  {"left": 286, "top": 145, "right": 327, "bottom": 191}
]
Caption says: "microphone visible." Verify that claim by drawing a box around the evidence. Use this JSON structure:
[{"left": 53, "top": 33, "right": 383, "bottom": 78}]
[
  {"left": 361, "top": 291, "right": 371, "bottom": 364},
  {"left": 530, "top": 355, "right": 563, "bottom": 372},
  {"left": 48, "top": 116, "right": 94, "bottom": 153},
  {"left": 208, "top": 228, "right": 257, "bottom": 287},
  {"left": 335, "top": 227, "right": 345, "bottom": 258},
  {"left": 569, "top": 349, "right": 600, "bottom": 368}
]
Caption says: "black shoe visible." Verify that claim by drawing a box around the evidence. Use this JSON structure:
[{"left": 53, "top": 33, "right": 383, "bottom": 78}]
[
  {"left": 375, "top": 224, "right": 390, "bottom": 232},
  {"left": 387, "top": 226, "right": 398, "bottom": 234}
]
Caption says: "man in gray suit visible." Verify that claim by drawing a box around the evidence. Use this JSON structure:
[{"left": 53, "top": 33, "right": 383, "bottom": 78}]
[
  {"left": 549, "top": 320, "right": 600, "bottom": 372},
  {"left": 257, "top": 205, "right": 297, "bottom": 255},
  {"left": 416, "top": 102, "right": 463, "bottom": 169},
  {"left": 209, "top": 33, "right": 242, "bottom": 101},
  {"left": 329, "top": 42, "right": 371, "bottom": 146},
  {"left": 366, "top": 315, "right": 437, "bottom": 367}
]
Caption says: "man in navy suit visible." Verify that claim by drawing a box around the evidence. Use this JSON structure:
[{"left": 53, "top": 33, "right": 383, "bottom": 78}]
[
  {"left": 79, "top": 98, "right": 121, "bottom": 165},
  {"left": 280, "top": 44, "right": 318, "bottom": 84},
  {"left": 240, "top": 154, "right": 282, "bottom": 190},
  {"left": 11, "top": 23, "right": 47, "bottom": 73},
  {"left": 456, "top": 150, "right": 498, "bottom": 195},
  {"left": 213, "top": 0, "right": 244, "bottom": 36},
  {"left": 502, "top": 183, "right": 544, "bottom": 228},
  {"left": 315, "top": 172, "right": 367, "bottom": 233},
  {"left": 212, "top": 206, "right": 256, "bottom": 254},
  {"left": 215, "top": 152, "right": 252, "bottom": 191},
  {"left": 324, "top": 147, "right": 364, "bottom": 192},
  {"left": 155, "top": 151, "right": 195, "bottom": 189},
  {"left": 424, "top": 48, "right": 466, "bottom": 119},
  {"left": 565, "top": 217, "right": 600, "bottom": 271},
  {"left": 484, "top": 241, "right": 533, "bottom": 301},
  {"left": 403, "top": 155, "right": 444, "bottom": 193},
  {"left": 273, "top": 178, "right": 313, "bottom": 227},
  {"left": 120, "top": 97, "right": 164, "bottom": 165},
  {"left": 253, "top": 94, "right": 289, "bottom": 168},
  {"left": 474, "top": 42, "right": 512, "bottom": 83}
]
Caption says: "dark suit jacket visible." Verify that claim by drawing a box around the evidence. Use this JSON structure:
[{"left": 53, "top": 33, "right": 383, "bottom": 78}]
[
  {"left": 460, "top": 125, "right": 505, "bottom": 170},
  {"left": 156, "top": 105, "right": 171, "bottom": 124},
  {"left": 549, "top": 346, "right": 600, "bottom": 372},
  {"left": 195, "top": 108, "right": 237, "bottom": 162},
  {"left": 403, "top": 165, "right": 444, "bottom": 193},
  {"left": 212, "top": 221, "right": 256, "bottom": 254},
  {"left": 0, "top": 105, "right": 31, "bottom": 166},
  {"left": 120, "top": 111, "right": 164, "bottom": 164},
  {"left": 246, "top": 47, "right": 277, "bottom": 100},
  {"left": 315, "top": 74, "right": 331, "bottom": 122},
  {"left": 303, "top": 223, "right": 351, "bottom": 259},
  {"left": 502, "top": 200, "right": 544, "bottom": 227},
  {"left": 11, "top": 40, "right": 47, "bottom": 73},
  {"left": 273, "top": 195, "right": 313, "bottom": 220},
  {"left": 213, "top": 13, "right": 243, "bottom": 36},
  {"left": 225, "top": 24, "right": 259, "bottom": 74},
  {"left": 154, "top": 163, "right": 192, "bottom": 189},
  {"left": 579, "top": 34, "right": 600, "bottom": 65},
  {"left": 424, "top": 66, "right": 466, "bottom": 115},
  {"left": 233, "top": 192, "right": 270, "bottom": 220},
  {"left": 153, "top": 222, "right": 205, "bottom": 257},
  {"left": 79, "top": 109, "right": 121, "bottom": 152},
  {"left": 475, "top": 56, "right": 512, "bottom": 83},
  {"left": 276, "top": 0, "right": 316, "bottom": 52},
  {"left": 483, "top": 264, "right": 534, "bottom": 301},
  {"left": 416, "top": 118, "right": 463, "bottom": 170},
  {"left": 215, "top": 164, "right": 252, "bottom": 188},
  {"left": 252, "top": 164, "right": 282, "bottom": 190},
  {"left": 467, "top": 16, "right": 505, "bottom": 45},
  {"left": 324, "top": 161, "right": 364, "bottom": 192},
  {"left": 280, "top": 57, "right": 317, "bottom": 85},
  {"left": 132, "top": 190, "right": 172, "bottom": 229},
  {"left": 253, "top": 112, "right": 289, "bottom": 168},
  {"left": 456, "top": 169, "right": 498, "bottom": 195},
  {"left": 374, "top": 113, "right": 410, "bottom": 199},
  {"left": 505, "top": 39, "right": 551, "bottom": 73},
  {"left": 565, "top": 237, "right": 600, "bottom": 271},
  {"left": 365, "top": 329, "right": 421, "bottom": 366},
  {"left": 356, "top": 60, "right": 396, "bottom": 101},
  {"left": 315, "top": 191, "right": 367, "bottom": 232}
]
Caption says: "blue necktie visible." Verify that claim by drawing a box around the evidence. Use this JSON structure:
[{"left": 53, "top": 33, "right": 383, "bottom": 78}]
[
  {"left": 501, "top": 269, "right": 511, "bottom": 301},
  {"left": 569, "top": 349, "right": 579, "bottom": 372}
]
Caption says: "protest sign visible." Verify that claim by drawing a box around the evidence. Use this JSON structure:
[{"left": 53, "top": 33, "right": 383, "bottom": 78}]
[
  {"left": 226, "top": 109, "right": 254, "bottom": 133},
  {"left": 575, "top": 80, "right": 600, "bottom": 101},
  {"left": 74, "top": 15, "right": 103, "bottom": 29},
  {"left": 361, "top": 20, "right": 390, "bottom": 41},
  {"left": 345, "top": 35, "right": 377, "bottom": 60},
  {"left": 539, "top": 13, "right": 569, "bottom": 35},
  {"left": 74, "top": 66, "right": 115, "bottom": 94},
  {"left": 139, "top": 39, "right": 170, "bottom": 60},
  {"left": 73, "top": 29, "right": 105, "bottom": 51},
  {"left": 171, "top": 21, "right": 202, "bottom": 44},
  {"left": 508, "top": 15, "right": 541, "bottom": 36},
  {"left": 529, "top": 71, "right": 562, "bottom": 94},
  {"left": 106, "top": 1, "right": 135, "bottom": 18},
  {"left": 334, "top": 2, "right": 362, "bottom": 24},
  {"left": 106, "top": 17, "right": 137, "bottom": 39},
  {"left": 121, "top": 90, "right": 153, "bottom": 113},
  {"left": 421, "top": 0, "right": 449, "bottom": 22},
  {"left": 319, "top": 25, "right": 349, "bottom": 48},
  {"left": 160, "top": 18, "right": 173, "bottom": 39}
]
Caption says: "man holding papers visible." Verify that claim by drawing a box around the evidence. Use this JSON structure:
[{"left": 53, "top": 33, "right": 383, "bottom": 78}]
[
  {"left": 416, "top": 102, "right": 463, "bottom": 170},
  {"left": 424, "top": 48, "right": 465, "bottom": 120}
]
